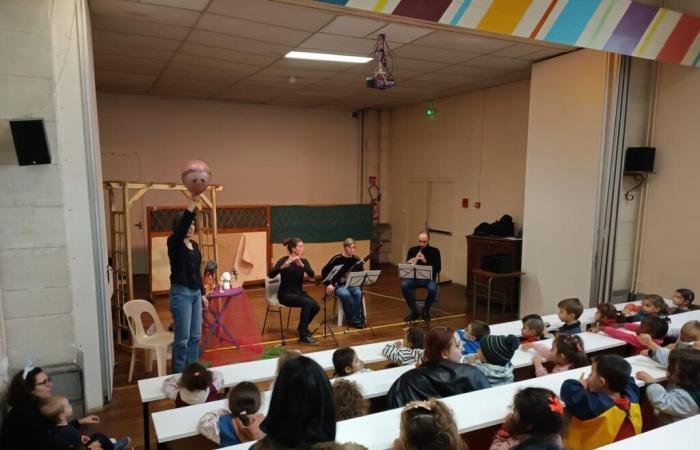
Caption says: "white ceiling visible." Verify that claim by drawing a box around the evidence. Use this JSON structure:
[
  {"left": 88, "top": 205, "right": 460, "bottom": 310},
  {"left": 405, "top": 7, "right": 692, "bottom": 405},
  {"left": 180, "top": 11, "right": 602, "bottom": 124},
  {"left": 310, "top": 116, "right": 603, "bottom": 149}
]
[{"left": 89, "top": 0, "right": 575, "bottom": 110}]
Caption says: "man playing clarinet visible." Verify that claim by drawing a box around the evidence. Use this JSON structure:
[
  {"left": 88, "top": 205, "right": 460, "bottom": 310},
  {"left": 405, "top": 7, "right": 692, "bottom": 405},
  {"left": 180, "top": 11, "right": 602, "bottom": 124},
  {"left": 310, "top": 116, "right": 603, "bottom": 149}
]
[{"left": 402, "top": 231, "right": 441, "bottom": 322}]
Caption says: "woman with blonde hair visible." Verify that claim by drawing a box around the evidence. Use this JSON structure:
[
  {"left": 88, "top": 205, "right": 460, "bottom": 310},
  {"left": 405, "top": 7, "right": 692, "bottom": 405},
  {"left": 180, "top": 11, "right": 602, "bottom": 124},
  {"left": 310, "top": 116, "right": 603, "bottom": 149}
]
[{"left": 393, "top": 399, "right": 466, "bottom": 450}]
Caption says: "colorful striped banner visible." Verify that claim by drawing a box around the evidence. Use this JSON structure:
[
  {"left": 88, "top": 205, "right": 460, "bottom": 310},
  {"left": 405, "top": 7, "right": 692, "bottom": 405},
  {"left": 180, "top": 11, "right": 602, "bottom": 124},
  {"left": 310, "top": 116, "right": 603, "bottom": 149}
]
[{"left": 315, "top": 0, "right": 700, "bottom": 67}]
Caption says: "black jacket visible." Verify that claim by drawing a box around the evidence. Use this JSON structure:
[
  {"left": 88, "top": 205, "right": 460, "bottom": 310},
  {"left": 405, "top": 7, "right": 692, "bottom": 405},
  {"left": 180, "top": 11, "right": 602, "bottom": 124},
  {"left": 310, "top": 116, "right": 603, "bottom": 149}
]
[
  {"left": 167, "top": 209, "right": 204, "bottom": 292},
  {"left": 387, "top": 360, "right": 490, "bottom": 408},
  {"left": 406, "top": 245, "right": 441, "bottom": 280},
  {"left": 1, "top": 399, "right": 66, "bottom": 450}
]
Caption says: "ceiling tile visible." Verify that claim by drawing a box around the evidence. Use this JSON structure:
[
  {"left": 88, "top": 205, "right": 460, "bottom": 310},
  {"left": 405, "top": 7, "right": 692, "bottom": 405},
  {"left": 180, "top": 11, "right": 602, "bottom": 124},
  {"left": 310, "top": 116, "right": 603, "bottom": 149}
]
[
  {"left": 171, "top": 52, "right": 263, "bottom": 73},
  {"left": 215, "top": 91, "right": 277, "bottom": 103},
  {"left": 489, "top": 43, "right": 543, "bottom": 58},
  {"left": 179, "top": 42, "right": 278, "bottom": 66},
  {"left": 93, "top": 29, "right": 181, "bottom": 51},
  {"left": 96, "top": 81, "right": 151, "bottom": 95},
  {"left": 235, "top": 74, "right": 320, "bottom": 87},
  {"left": 410, "top": 30, "right": 514, "bottom": 53},
  {"left": 196, "top": 13, "right": 311, "bottom": 46},
  {"left": 94, "top": 61, "right": 163, "bottom": 76},
  {"left": 162, "top": 65, "right": 251, "bottom": 83},
  {"left": 154, "top": 76, "right": 231, "bottom": 91},
  {"left": 94, "top": 52, "right": 168, "bottom": 69},
  {"left": 413, "top": 72, "right": 482, "bottom": 85},
  {"left": 320, "top": 16, "right": 386, "bottom": 37},
  {"left": 151, "top": 88, "right": 214, "bottom": 99},
  {"left": 90, "top": 13, "right": 190, "bottom": 40},
  {"left": 393, "top": 44, "right": 479, "bottom": 64},
  {"left": 389, "top": 57, "right": 449, "bottom": 73},
  {"left": 268, "top": 57, "right": 359, "bottom": 73},
  {"left": 95, "top": 70, "right": 158, "bottom": 86},
  {"left": 437, "top": 64, "right": 511, "bottom": 78},
  {"left": 368, "top": 23, "right": 433, "bottom": 43},
  {"left": 187, "top": 29, "right": 292, "bottom": 57},
  {"left": 89, "top": 0, "right": 200, "bottom": 27},
  {"left": 256, "top": 66, "right": 334, "bottom": 81},
  {"left": 207, "top": 0, "right": 335, "bottom": 32},
  {"left": 92, "top": 42, "right": 174, "bottom": 60},
  {"left": 520, "top": 47, "right": 570, "bottom": 61},
  {"left": 140, "top": 0, "right": 209, "bottom": 10},
  {"left": 300, "top": 33, "right": 381, "bottom": 55},
  {"left": 462, "top": 55, "right": 532, "bottom": 70}
]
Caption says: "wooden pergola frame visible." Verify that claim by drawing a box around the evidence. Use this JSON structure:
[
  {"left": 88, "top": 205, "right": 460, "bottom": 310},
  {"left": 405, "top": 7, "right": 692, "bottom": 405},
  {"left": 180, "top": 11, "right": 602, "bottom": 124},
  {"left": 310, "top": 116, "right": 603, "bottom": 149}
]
[{"left": 103, "top": 181, "right": 223, "bottom": 345}]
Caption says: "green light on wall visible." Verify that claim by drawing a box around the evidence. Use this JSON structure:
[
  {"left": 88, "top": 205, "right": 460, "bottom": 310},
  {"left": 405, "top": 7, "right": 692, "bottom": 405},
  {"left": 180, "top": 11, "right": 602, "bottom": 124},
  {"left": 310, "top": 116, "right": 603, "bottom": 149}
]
[{"left": 425, "top": 106, "right": 437, "bottom": 117}]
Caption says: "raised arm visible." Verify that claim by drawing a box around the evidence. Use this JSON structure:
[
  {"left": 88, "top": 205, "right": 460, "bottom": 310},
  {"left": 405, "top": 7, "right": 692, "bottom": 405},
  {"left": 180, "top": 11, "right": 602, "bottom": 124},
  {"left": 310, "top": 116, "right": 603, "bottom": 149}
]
[
  {"left": 268, "top": 257, "right": 287, "bottom": 278},
  {"left": 172, "top": 197, "right": 198, "bottom": 240},
  {"left": 302, "top": 258, "right": 315, "bottom": 278}
]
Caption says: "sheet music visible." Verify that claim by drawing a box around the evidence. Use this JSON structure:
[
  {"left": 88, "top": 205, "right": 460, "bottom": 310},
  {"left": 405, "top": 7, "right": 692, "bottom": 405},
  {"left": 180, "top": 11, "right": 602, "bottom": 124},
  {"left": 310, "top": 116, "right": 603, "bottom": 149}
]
[
  {"left": 398, "top": 263, "right": 433, "bottom": 280},
  {"left": 345, "top": 270, "right": 381, "bottom": 288},
  {"left": 321, "top": 264, "right": 345, "bottom": 284}
]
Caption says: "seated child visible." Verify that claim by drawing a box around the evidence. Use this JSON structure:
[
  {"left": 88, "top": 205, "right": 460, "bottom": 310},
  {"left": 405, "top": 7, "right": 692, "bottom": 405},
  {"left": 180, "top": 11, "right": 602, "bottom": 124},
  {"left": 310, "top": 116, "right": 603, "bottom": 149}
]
[
  {"left": 333, "top": 378, "right": 370, "bottom": 421},
  {"left": 672, "top": 288, "right": 698, "bottom": 314},
  {"left": 198, "top": 381, "right": 266, "bottom": 447},
  {"left": 561, "top": 354, "right": 642, "bottom": 450},
  {"left": 393, "top": 398, "right": 466, "bottom": 450},
  {"left": 602, "top": 315, "right": 668, "bottom": 355},
  {"left": 520, "top": 314, "right": 547, "bottom": 343},
  {"left": 467, "top": 334, "right": 520, "bottom": 386},
  {"left": 555, "top": 298, "right": 584, "bottom": 334},
  {"left": 523, "top": 334, "right": 588, "bottom": 377},
  {"left": 383, "top": 327, "right": 425, "bottom": 366},
  {"left": 457, "top": 320, "right": 490, "bottom": 355},
  {"left": 333, "top": 347, "right": 370, "bottom": 377},
  {"left": 636, "top": 347, "right": 700, "bottom": 426},
  {"left": 162, "top": 362, "right": 223, "bottom": 407},
  {"left": 622, "top": 294, "right": 669, "bottom": 323},
  {"left": 588, "top": 303, "right": 622, "bottom": 332},
  {"left": 638, "top": 320, "right": 700, "bottom": 367},
  {"left": 489, "top": 387, "right": 564, "bottom": 450},
  {"left": 40, "top": 395, "right": 131, "bottom": 450}
]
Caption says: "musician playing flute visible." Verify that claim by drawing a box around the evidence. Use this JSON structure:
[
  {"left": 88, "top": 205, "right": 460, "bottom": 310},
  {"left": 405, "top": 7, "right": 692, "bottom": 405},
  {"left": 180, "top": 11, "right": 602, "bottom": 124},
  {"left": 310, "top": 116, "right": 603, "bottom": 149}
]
[{"left": 402, "top": 231, "right": 441, "bottom": 322}]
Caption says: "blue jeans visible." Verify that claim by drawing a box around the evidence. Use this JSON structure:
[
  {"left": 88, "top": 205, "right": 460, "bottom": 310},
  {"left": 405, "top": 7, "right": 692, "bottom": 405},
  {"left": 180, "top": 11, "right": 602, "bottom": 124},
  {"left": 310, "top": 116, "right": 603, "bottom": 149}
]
[
  {"left": 169, "top": 284, "right": 202, "bottom": 373},
  {"left": 401, "top": 278, "right": 437, "bottom": 313},
  {"left": 336, "top": 286, "right": 363, "bottom": 324}
]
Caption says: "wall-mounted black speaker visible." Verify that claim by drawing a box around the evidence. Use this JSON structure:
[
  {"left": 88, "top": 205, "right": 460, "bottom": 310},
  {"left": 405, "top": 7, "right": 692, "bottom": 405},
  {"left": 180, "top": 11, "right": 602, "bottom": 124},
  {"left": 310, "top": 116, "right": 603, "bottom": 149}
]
[
  {"left": 624, "top": 147, "right": 655, "bottom": 173},
  {"left": 9, "top": 119, "right": 51, "bottom": 166}
]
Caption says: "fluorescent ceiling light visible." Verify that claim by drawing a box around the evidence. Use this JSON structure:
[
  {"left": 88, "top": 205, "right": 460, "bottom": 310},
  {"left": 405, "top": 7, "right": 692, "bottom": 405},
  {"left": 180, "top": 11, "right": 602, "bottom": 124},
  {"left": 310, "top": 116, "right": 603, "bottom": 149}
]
[{"left": 285, "top": 51, "right": 372, "bottom": 63}]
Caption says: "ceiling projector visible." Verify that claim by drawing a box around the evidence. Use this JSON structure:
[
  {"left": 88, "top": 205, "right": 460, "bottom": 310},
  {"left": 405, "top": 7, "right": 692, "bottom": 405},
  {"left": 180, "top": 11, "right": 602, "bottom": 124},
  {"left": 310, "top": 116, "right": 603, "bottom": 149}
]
[{"left": 366, "top": 34, "right": 396, "bottom": 90}]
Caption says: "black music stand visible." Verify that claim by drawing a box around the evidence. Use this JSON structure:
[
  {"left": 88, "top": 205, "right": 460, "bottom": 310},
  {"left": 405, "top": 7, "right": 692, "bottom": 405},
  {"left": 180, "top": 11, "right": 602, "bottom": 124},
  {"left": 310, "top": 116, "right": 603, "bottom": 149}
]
[
  {"left": 315, "top": 264, "right": 344, "bottom": 345},
  {"left": 344, "top": 270, "right": 381, "bottom": 335},
  {"left": 398, "top": 264, "right": 433, "bottom": 323}
]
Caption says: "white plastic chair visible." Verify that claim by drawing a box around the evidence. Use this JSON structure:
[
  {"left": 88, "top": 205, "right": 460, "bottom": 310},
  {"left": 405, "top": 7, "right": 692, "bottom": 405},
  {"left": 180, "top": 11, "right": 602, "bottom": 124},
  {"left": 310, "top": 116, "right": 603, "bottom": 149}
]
[
  {"left": 123, "top": 300, "right": 174, "bottom": 382},
  {"left": 262, "top": 275, "right": 291, "bottom": 344},
  {"left": 336, "top": 295, "right": 369, "bottom": 326}
]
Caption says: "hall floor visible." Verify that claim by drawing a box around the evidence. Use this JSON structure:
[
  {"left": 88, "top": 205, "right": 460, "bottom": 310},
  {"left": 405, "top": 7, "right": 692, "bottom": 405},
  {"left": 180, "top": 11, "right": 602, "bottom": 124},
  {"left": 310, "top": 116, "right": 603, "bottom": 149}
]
[{"left": 101, "top": 264, "right": 519, "bottom": 449}]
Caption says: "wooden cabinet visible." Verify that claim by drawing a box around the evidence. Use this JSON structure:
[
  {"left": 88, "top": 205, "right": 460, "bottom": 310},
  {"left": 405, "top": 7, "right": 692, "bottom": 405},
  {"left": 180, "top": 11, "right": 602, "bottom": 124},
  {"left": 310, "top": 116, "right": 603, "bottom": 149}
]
[{"left": 466, "top": 235, "right": 522, "bottom": 296}]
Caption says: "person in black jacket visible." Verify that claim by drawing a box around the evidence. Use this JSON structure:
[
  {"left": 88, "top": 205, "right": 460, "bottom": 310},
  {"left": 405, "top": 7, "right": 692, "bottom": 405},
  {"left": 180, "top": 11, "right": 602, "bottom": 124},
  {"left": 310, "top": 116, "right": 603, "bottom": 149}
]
[
  {"left": 387, "top": 326, "right": 490, "bottom": 408},
  {"left": 168, "top": 195, "right": 209, "bottom": 373},
  {"left": 401, "top": 231, "right": 441, "bottom": 322},
  {"left": 269, "top": 237, "right": 320, "bottom": 345},
  {"left": 321, "top": 238, "right": 364, "bottom": 328},
  {"left": 1, "top": 367, "right": 103, "bottom": 450}
]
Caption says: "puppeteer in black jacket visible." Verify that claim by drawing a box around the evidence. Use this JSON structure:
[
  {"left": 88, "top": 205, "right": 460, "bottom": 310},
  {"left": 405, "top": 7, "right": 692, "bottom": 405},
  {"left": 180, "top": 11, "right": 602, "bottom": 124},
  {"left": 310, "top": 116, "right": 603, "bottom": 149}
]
[{"left": 387, "top": 360, "right": 491, "bottom": 408}]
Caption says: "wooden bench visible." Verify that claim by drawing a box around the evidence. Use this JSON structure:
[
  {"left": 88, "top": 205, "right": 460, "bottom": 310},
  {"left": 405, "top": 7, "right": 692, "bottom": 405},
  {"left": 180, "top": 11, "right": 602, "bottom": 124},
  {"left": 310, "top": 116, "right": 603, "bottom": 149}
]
[{"left": 598, "top": 414, "right": 699, "bottom": 449}]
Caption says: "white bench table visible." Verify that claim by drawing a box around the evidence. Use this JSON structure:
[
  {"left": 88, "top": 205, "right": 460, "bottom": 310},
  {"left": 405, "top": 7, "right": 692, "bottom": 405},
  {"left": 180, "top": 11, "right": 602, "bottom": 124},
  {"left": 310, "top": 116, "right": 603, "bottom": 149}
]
[
  {"left": 598, "top": 414, "right": 700, "bottom": 449},
  {"left": 139, "top": 339, "right": 394, "bottom": 449},
  {"left": 667, "top": 309, "right": 700, "bottom": 337},
  {"left": 158, "top": 332, "right": 626, "bottom": 445},
  {"left": 223, "top": 355, "right": 667, "bottom": 450},
  {"left": 152, "top": 364, "right": 414, "bottom": 443}
]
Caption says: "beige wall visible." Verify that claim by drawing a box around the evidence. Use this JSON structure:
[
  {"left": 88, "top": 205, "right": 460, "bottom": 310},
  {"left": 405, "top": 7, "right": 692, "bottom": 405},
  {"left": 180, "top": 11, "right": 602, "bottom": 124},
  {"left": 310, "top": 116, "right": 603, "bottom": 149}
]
[
  {"left": 98, "top": 93, "right": 360, "bottom": 273},
  {"left": 520, "top": 50, "right": 610, "bottom": 315},
  {"left": 636, "top": 62, "right": 700, "bottom": 295},
  {"left": 388, "top": 80, "right": 530, "bottom": 285}
]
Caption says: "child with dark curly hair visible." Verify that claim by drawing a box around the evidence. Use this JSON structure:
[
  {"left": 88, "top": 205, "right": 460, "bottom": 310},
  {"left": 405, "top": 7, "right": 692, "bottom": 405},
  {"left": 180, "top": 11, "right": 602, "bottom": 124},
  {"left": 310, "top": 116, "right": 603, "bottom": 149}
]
[
  {"left": 393, "top": 399, "right": 466, "bottom": 450},
  {"left": 332, "top": 379, "right": 369, "bottom": 421},
  {"left": 636, "top": 347, "right": 700, "bottom": 425},
  {"left": 490, "top": 387, "right": 564, "bottom": 450}
]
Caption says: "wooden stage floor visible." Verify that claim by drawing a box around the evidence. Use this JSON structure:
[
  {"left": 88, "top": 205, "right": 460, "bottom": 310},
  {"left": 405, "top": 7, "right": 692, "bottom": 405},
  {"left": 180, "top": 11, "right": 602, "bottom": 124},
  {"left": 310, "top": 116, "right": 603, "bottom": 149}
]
[{"left": 101, "top": 264, "right": 519, "bottom": 450}]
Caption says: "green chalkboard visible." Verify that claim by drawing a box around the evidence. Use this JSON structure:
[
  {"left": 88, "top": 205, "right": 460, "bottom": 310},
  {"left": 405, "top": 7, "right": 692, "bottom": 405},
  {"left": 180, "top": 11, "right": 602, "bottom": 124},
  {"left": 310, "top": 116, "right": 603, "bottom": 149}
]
[{"left": 271, "top": 204, "right": 372, "bottom": 243}]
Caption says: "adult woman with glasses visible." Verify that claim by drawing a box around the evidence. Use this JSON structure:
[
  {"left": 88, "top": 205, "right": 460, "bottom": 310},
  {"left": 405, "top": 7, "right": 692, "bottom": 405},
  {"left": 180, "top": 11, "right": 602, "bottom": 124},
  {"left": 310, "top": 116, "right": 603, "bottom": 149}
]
[{"left": 1, "top": 367, "right": 103, "bottom": 449}]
